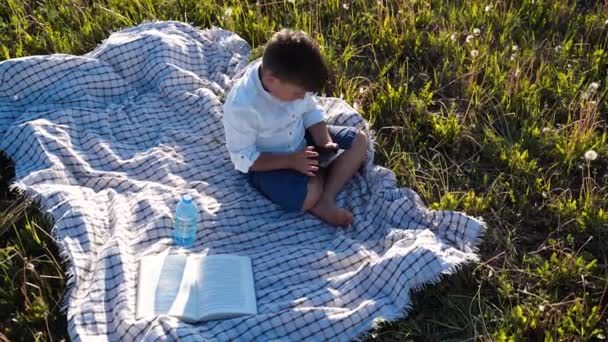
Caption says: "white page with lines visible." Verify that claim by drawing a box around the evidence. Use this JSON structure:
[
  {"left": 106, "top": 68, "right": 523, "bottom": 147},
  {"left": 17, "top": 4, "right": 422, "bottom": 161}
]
[
  {"left": 137, "top": 253, "right": 256, "bottom": 321},
  {"left": 195, "top": 254, "right": 257, "bottom": 320}
]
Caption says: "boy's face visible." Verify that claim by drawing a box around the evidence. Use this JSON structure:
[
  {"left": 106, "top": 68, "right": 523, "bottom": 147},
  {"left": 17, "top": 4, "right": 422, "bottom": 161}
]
[{"left": 264, "top": 74, "right": 309, "bottom": 102}]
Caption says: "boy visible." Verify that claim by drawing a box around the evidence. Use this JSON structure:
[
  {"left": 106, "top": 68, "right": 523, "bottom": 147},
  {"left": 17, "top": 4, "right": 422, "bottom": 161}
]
[{"left": 222, "top": 29, "right": 367, "bottom": 227}]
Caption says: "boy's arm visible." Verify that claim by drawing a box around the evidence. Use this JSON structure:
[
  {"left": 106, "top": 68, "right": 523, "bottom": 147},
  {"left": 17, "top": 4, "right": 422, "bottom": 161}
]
[
  {"left": 303, "top": 97, "right": 338, "bottom": 149},
  {"left": 223, "top": 104, "right": 262, "bottom": 173},
  {"left": 249, "top": 153, "right": 291, "bottom": 171},
  {"left": 223, "top": 104, "right": 318, "bottom": 175},
  {"left": 251, "top": 149, "right": 319, "bottom": 177},
  {"left": 306, "top": 122, "right": 337, "bottom": 149}
]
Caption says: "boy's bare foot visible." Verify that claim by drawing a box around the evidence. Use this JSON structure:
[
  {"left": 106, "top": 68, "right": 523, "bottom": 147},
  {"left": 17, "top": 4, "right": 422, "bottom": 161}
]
[{"left": 310, "top": 196, "right": 354, "bottom": 227}]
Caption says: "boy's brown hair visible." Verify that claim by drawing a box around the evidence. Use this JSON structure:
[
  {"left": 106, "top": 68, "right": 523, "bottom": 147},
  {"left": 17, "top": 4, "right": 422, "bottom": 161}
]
[{"left": 262, "top": 29, "right": 328, "bottom": 93}]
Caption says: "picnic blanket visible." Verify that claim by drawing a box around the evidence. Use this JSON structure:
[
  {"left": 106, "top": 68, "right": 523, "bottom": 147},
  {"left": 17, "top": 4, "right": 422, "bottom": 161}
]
[{"left": 0, "top": 21, "right": 485, "bottom": 341}]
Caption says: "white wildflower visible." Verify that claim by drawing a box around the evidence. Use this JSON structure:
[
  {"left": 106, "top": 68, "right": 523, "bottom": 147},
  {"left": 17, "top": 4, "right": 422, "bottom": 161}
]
[
  {"left": 471, "top": 49, "right": 479, "bottom": 58},
  {"left": 466, "top": 35, "right": 474, "bottom": 43},
  {"left": 288, "top": 0, "right": 295, "bottom": 3},
  {"left": 584, "top": 150, "right": 598, "bottom": 161},
  {"left": 473, "top": 28, "right": 481, "bottom": 36},
  {"left": 510, "top": 53, "right": 517, "bottom": 61},
  {"left": 377, "top": 0, "right": 382, "bottom": 6},
  {"left": 541, "top": 127, "right": 551, "bottom": 133},
  {"left": 589, "top": 82, "right": 600, "bottom": 92},
  {"left": 555, "top": 45, "right": 562, "bottom": 53},
  {"left": 485, "top": 5, "right": 492, "bottom": 12},
  {"left": 224, "top": 7, "right": 233, "bottom": 16},
  {"left": 450, "top": 33, "right": 456, "bottom": 42},
  {"left": 512, "top": 45, "right": 519, "bottom": 52},
  {"left": 567, "top": 63, "right": 572, "bottom": 69},
  {"left": 342, "top": 3, "right": 349, "bottom": 9}
]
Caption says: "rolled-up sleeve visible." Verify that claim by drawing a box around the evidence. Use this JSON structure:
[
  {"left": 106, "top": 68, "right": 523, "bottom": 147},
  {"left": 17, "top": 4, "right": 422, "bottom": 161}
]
[
  {"left": 222, "top": 104, "right": 260, "bottom": 173},
  {"left": 302, "top": 97, "right": 326, "bottom": 128}
]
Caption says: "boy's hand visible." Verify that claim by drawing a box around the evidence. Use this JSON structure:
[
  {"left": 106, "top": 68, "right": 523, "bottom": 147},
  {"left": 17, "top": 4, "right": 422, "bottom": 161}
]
[
  {"left": 321, "top": 141, "right": 339, "bottom": 150},
  {"left": 289, "top": 146, "right": 319, "bottom": 176}
]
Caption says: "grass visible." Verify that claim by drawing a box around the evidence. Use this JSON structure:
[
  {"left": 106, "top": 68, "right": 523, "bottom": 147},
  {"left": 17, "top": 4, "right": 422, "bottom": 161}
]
[{"left": 1, "top": 0, "right": 607, "bottom": 340}]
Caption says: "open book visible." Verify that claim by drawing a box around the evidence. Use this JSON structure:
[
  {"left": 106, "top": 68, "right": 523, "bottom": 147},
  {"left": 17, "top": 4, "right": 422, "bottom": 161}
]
[{"left": 136, "top": 254, "right": 257, "bottom": 322}]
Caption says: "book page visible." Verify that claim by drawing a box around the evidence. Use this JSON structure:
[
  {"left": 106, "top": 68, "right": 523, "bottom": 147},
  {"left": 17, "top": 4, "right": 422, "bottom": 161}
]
[
  {"left": 136, "top": 254, "right": 198, "bottom": 320},
  {"left": 195, "top": 255, "right": 257, "bottom": 320}
]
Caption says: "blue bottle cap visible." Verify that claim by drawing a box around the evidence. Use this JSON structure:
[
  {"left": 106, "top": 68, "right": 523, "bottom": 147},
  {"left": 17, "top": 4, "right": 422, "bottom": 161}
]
[{"left": 182, "top": 194, "right": 193, "bottom": 202}]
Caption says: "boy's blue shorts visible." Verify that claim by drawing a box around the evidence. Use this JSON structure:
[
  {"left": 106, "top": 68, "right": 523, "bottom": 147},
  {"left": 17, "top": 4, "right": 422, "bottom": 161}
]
[{"left": 248, "top": 125, "right": 359, "bottom": 212}]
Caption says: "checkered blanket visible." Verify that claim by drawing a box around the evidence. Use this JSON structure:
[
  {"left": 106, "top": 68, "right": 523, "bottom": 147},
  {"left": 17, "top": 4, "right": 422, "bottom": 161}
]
[{"left": 0, "top": 21, "right": 485, "bottom": 341}]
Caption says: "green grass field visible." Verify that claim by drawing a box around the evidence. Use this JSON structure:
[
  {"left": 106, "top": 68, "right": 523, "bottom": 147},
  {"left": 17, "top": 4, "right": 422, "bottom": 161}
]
[{"left": 1, "top": 0, "right": 607, "bottom": 340}]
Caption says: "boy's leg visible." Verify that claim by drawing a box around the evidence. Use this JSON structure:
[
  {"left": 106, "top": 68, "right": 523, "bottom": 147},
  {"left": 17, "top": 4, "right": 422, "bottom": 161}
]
[
  {"left": 309, "top": 127, "right": 368, "bottom": 226},
  {"left": 299, "top": 169, "right": 350, "bottom": 226},
  {"left": 248, "top": 169, "right": 311, "bottom": 213},
  {"left": 323, "top": 129, "right": 368, "bottom": 198}
]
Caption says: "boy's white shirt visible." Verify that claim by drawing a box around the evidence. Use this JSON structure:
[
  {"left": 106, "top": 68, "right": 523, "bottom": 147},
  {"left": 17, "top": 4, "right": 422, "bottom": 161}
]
[{"left": 222, "top": 60, "right": 326, "bottom": 173}]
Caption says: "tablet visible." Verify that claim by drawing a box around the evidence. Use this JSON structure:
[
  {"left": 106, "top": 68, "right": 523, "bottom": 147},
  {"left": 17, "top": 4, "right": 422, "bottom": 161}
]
[{"left": 317, "top": 148, "right": 345, "bottom": 168}]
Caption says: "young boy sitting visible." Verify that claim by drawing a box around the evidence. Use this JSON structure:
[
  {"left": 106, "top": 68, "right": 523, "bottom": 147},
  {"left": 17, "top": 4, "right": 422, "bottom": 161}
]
[{"left": 222, "top": 29, "right": 368, "bottom": 227}]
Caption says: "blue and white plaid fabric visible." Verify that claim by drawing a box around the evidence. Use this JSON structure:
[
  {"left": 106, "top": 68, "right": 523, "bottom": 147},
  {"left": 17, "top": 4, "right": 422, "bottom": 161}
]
[{"left": 0, "top": 21, "right": 485, "bottom": 341}]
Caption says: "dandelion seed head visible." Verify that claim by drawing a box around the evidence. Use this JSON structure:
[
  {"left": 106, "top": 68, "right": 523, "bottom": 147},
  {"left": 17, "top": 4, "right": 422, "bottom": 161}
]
[
  {"left": 473, "top": 28, "right": 481, "bottom": 36},
  {"left": 555, "top": 45, "right": 562, "bottom": 53},
  {"left": 450, "top": 33, "right": 456, "bottom": 41},
  {"left": 471, "top": 49, "right": 479, "bottom": 58},
  {"left": 466, "top": 35, "right": 474, "bottom": 43},
  {"left": 589, "top": 82, "right": 600, "bottom": 92},
  {"left": 512, "top": 45, "right": 519, "bottom": 52},
  {"left": 342, "top": 3, "right": 350, "bottom": 10},
  {"left": 224, "top": 7, "right": 233, "bottom": 16},
  {"left": 485, "top": 5, "right": 492, "bottom": 12},
  {"left": 584, "top": 150, "right": 598, "bottom": 161}
]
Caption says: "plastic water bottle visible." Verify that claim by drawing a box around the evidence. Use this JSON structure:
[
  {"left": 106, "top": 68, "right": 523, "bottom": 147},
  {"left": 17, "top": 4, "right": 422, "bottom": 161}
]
[{"left": 173, "top": 194, "right": 199, "bottom": 247}]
